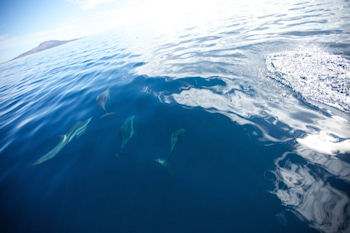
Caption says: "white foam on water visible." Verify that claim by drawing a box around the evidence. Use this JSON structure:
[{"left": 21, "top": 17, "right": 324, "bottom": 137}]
[{"left": 266, "top": 47, "right": 350, "bottom": 113}]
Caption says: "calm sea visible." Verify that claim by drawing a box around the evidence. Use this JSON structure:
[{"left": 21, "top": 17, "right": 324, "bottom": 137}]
[{"left": 1, "top": 0, "right": 350, "bottom": 232}]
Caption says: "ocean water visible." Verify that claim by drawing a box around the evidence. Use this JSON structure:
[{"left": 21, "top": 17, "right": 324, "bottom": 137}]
[{"left": 1, "top": 0, "right": 350, "bottom": 232}]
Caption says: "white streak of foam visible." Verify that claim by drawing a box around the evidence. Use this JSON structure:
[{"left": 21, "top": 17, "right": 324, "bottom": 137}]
[{"left": 297, "top": 131, "right": 350, "bottom": 155}]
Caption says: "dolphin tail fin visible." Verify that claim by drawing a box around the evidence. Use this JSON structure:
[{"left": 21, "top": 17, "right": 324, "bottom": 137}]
[
  {"left": 154, "top": 158, "right": 174, "bottom": 175},
  {"left": 100, "top": 112, "right": 116, "bottom": 118}
]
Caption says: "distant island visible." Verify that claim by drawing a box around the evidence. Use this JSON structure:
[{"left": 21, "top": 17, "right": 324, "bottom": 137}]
[{"left": 12, "top": 38, "right": 80, "bottom": 61}]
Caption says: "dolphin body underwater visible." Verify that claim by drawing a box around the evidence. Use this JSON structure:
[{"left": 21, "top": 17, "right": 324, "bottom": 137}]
[
  {"left": 32, "top": 117, "right": 92, "bottom": 166},
  {"left": 96, "top": 89, "right": 115, "bottom": 118},
  {"left": 154, "top": 128, "right": 186, "bottom": 175},
  {"left": 116, "top": 115, "right": 135, "bottom": 157}
]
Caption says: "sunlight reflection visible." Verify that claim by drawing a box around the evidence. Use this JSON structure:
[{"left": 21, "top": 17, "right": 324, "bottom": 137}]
[
  {"left": 164, "top": 45, "right": 350, "bottom": 232},
  {"left": 273, "top": 152, "right": 350, "bottom": 232}
]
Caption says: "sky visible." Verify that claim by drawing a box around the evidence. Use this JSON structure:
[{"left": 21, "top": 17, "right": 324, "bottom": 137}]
[{"left": 0, "top": 0, "right": 138, "bottom": 62}]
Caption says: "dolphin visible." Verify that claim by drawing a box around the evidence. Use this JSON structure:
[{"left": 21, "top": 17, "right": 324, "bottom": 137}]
[
  {"left": 96, "top": 89, "right": 115, "bottom": 118},
  {"left": 154, "top": 128, "right": 186, "bottom": 174},
  {"left": 32, "top": 117, "right": 92, "bottom": 166},
  {"left": 170, "top": 128, "right": 186, "bottom": 154},
  {"left": 116, "top": 115, "right": 135, "bottom": 157}
]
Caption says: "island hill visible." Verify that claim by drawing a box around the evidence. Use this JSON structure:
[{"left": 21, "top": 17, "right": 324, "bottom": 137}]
[{"left": 12, "top": 38, "right": 80, "bottom": 61}]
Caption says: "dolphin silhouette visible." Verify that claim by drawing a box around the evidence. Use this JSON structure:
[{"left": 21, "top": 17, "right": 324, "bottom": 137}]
[
  {"left": 170, "top": 128, "right": 186, "bottom": 154},
  {"left": 154, "top": 128, "right": 186, "bottom": 174},
  {"left": 32, "top": 117, "right": 92, "bottom": 166},
  {"left": 96, "top": 89, "right": 115, "bottom": 118},
  {"left": 115, "top": 115, "right": 135, "bottom": 157}
]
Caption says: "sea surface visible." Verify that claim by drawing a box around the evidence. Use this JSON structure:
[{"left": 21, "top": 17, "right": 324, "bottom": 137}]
[{"left": 1, "top": 0, "right": 350, "bottom": 232}]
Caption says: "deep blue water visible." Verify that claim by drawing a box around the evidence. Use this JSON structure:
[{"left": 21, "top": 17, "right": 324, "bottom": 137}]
[{"left": 1, "top": 0, "right": 350, "bottom": 232}]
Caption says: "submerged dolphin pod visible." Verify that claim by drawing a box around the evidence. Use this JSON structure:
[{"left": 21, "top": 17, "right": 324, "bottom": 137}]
[
  {"left": 155, "top": 128, "right": 186, "bottom": 174},
  {"left": 96, "top": 89, "right": 115, "bottom": 118},
  {"left": 32, "top": 117, "right": 92, "bottom": 166},
  {"left": 116, "top": 115, "right": 135, "bottom": 157}
]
